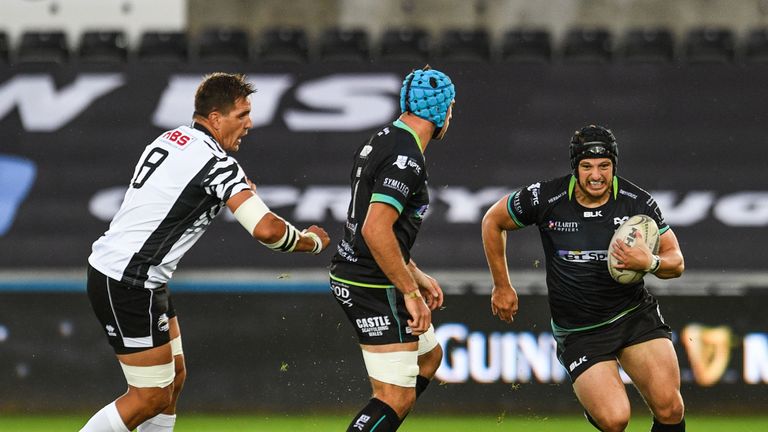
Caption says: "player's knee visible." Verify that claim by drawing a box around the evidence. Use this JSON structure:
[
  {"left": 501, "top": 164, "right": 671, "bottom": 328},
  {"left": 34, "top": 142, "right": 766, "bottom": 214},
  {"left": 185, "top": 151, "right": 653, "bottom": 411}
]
[
  {"left": 376, "top": 387, "right": 416, "bottom": 417},
  {"left": 592, "top": 407, "right": 630, "bottom": 432},
  {"left": 653, "top": 396, "right": 685, "bottom": 424}
]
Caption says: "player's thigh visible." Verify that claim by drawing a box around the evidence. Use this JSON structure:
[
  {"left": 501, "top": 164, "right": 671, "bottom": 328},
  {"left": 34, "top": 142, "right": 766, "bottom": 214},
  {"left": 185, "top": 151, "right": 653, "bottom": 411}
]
[
  {"left": 573, "top": 360, "right": 630, "bottom": 420},
  {"left": 619, "top": 338, "right": 682, "bottom": 407}
]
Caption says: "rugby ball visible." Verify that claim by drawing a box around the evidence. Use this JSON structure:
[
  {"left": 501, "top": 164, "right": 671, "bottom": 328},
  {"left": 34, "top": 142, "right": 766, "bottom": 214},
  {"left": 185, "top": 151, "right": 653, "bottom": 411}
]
[{"left": 607, "top": 215, "right": 660, "bottom": 284}]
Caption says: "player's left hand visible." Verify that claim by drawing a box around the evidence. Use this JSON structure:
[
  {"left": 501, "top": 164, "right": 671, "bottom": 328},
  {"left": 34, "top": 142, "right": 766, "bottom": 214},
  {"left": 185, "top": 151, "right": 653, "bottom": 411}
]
[
  {"left": 611, "top": 230, "right": 653, "bottom": 271},
  {"left": 418, "top": 273, "right": 444, "bottom": 311}
]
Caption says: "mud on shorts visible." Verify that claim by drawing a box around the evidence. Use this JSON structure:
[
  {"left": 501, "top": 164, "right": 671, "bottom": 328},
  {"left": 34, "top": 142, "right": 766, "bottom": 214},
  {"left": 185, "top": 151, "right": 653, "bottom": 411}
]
[
  {"left": 552, "top": 297, "right": 672, "bottom": 382},
  {"left": 330, "top": 276, "right": 418, "bottom": 345},
  {"left": 87, "top": 264, "right": 176, "bottom": 355}
]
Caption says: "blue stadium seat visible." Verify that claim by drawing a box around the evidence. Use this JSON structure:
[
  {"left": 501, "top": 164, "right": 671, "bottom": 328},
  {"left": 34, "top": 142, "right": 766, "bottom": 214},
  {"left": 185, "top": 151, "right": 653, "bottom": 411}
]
[
  {"left": 684, "top": 27, "right": 735, "bottom": 63},
  {"left": 79, "top": 30, "right": 128, "bottom": 63},
  {"left": 138, "top": 31, "right": 188, "bottom": 62},
  {"left": 621, "top": 28, "right": 675, "bottom": 63},
  {"left": 319, "top": 28, "right": 370, "bottom": 62},
  {"left": 17, "top": 31, "right": 69, "bottom": 64},
  {"left": 196, "top": 27, "right": 250, "bottom": 63},
  {"left": 379, "top": 27, "right": 430, "bottom": 63},
  {"left": 257, "top": 28, "right": 309, "bottom": 63},
  {"left": 500, "top": 29, "right": 551, "bottom": 63},
  {"left": 438, "top": 29, "right": 491, "bottom": 62},
  {"left": 563, "top": 28, "right": 613, "bottom": 63}
]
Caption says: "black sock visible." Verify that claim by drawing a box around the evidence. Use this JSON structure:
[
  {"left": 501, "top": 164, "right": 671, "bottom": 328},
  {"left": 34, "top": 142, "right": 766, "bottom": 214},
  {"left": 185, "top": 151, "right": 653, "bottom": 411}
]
[
  {"left": 347, "top": 398, "right": 402, "bottom": 432},
  {"left": 651, "top": 417, "right": 685, "bottom": 432},
  {"left": 415, "top": 375, "right": 431, "bottom": 398},
  {"left": 584, "top": 410, "right": 604, "bottom": 431}
]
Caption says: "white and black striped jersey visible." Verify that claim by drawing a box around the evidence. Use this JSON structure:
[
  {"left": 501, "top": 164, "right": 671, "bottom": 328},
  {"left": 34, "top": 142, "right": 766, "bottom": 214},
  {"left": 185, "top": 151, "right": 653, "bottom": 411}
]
[{"left": 89, "top": 123, "right": 251, "bottom": 288}]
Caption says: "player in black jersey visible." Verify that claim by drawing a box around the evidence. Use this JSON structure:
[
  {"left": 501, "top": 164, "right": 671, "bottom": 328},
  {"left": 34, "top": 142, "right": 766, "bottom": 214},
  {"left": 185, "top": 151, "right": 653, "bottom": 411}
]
[
  {"left": 330, "top": 66, "right": 455, "bottom": 432},
  {"left": 482, "top": 125, "right": 686, "bottom": 432}
]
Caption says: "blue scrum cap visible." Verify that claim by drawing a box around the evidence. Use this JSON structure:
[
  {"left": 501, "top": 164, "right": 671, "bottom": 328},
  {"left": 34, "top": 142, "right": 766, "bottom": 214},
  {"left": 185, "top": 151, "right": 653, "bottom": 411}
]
[{"left": 399, "top": 66, "right": 455, "bottom": 128}]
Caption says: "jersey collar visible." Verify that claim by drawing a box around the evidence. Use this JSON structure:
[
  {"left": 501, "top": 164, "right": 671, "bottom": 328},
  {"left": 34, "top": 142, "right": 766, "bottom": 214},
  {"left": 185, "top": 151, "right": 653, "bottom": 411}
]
[
  {"left": 568, "top": 175, "right": 619, "bottom": 200},
  {"left": 191, "top": 122, "right": 224, "bottom": 153},
  {"left": 392, "top": 119, "right": 424, "bottom": 154}
]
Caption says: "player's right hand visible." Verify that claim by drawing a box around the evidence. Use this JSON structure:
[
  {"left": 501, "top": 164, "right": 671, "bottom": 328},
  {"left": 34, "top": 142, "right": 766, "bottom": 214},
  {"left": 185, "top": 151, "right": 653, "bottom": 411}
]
[
  {"left": 405, "top": 295, "right": 431, "bottom": 336},
  {"left": 304, "top": 225, "right": 331, "bottom": 252},
  {"left": 491, "top": 284, "right": 519, "bottom": 323}
]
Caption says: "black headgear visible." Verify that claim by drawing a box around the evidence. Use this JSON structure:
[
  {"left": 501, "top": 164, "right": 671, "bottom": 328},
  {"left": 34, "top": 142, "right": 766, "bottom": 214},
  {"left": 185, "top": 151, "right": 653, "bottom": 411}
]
[{"left": 569, "top": 124, "right": 618, "bottom": 172}]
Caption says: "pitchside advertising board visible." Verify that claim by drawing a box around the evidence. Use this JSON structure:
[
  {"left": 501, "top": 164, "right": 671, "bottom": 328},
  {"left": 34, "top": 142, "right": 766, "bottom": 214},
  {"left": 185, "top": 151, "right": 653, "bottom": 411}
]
[
  {"left": 0, "top": 290, "right": 766, "bottom": 412},
  {"left": 0, "top": 63, "right": 767, "bottom": 270}
]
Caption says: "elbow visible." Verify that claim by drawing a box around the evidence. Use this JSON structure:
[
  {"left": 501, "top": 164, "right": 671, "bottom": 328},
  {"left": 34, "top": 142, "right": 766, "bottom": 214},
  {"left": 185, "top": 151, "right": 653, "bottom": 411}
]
[{"left": 252, "top": 213, "right": 285, "bottom": 243}]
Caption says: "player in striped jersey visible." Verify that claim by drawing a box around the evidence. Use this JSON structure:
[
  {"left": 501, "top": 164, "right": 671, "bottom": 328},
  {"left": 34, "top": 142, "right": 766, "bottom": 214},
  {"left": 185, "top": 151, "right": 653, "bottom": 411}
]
[{"left": 80, "top": 73, "right": 330, "bottom": 432}]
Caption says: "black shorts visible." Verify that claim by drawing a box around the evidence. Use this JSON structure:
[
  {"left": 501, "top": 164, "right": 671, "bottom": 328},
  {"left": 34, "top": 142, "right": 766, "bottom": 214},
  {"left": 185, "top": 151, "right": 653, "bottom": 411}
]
[
  {"left": 87, "top": 264, "right": 176, "bottom": 355},
  {"left": 552, "top": 297, "right": 671, "bottom": 382},
  {"left": 330, "top": 277, "right": 418, "bottom": 345}
]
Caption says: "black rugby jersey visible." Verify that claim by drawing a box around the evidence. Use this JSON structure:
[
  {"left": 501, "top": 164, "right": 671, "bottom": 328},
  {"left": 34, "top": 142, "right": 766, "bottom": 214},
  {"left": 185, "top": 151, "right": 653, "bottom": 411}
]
[
  {"left": 330, "top": 120, "right": 429, "bottom": 287},
  {"left": 508, "top": 174, "right": 669, "bottom": 330}
]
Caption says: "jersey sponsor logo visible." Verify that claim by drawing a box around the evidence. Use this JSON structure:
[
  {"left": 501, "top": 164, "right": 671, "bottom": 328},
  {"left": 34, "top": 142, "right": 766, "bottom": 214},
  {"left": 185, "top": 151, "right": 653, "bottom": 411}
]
[
  {"left": 105, "top": 324, "right": 117, "bottom": 337},
  {"left": 558, "top": 249, "right": 608, "bottom": 262},
  {"left": 157, "top": 313, "right": 169, "bottom": 332},
  {"left": 547, "top": 220, "right": 580, "bottom": 232},
  {"left": 407, "top": 158, "right": 422, "bottom": 175},
  {"left": 353, "top": 414, "right": 371, "bottom": 430},
  {"left": 331, "top": 284, "right": 353, "bottom": 307},
  {"left": 548, "top": 190, "right": 567, "bottom": 204},
  {"left": 159, "top": 128, "right": 196, "bottom": 149},
  {"left": 527, "top": 182, "right": 541, "bottom": 205},
  {"left": 383, "top": 177, "right": 410, "bottom": 197},
  {"left": 336, "top": 240, "right": 358, "bottom": 263},
  {"left": 569, "top": 355, "right": 588, "bottom": 372},
  {"left": 356, "top": 315, "right": 391, "bottom": 337},
  {"left": 614, "top": 216, "right": 630, "bottom": 226},
  {"left": 583, "top": 210, "right": 602, "bottom": 218},
  {"left": 619, "top": 189, "right": 638, "bottom": 200},
  {"left": 393, "top": 155, "right": 408, "bottom": 169},
  {"left": 359, "top": 144, "right": 373, "bottom": 158}
]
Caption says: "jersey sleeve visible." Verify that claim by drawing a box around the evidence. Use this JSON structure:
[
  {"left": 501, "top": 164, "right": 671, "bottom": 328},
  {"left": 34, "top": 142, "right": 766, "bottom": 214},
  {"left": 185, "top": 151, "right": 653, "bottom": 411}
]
[
  {"left": 506, "top": 182, "right": 543, "bottom": 227},
  {"left": 644, "top": 196, "right": 670, "bottom": 235},
  {"left": 201, "top": 156, "right": 251, "bottom": 202},
  {"left": 370, "top": 154, "right": 424, "bottom": 214}
]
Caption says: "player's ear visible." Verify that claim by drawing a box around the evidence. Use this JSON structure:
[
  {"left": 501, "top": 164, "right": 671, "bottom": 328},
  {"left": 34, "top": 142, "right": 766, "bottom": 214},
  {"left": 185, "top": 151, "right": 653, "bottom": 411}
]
[{"left": 208, "top": 111, "right": 222, "bottom": 129}]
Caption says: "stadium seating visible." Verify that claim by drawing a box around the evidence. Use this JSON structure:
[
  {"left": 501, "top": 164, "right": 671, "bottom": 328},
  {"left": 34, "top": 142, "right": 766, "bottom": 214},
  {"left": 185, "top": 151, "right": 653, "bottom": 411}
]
[
  {"left": 743, "top": 28, "right": 768, "bottom": 62},
  {"left": 684, "top": 27, "right": 735, "bottom": 63},
  {"left": 563, "top": 28, "right": 613, "bottom": 63},
  {"left": 138, "top": 31, "right": 189, "bottom": 62},
  {"left": 318, "top": 28, "right": 370, "bottom": 62},
  {"left": 257, "top": 28, "right": 309, "bottom": 63},
  {"left": 379, "top": 27, "right": 431, "bottom": 63},
  {"left": 621, "top": 28, "right": 675, "bottom": 63},
  {"left": 79, "top": 31, "right": 128, "bottom": 63},
  {"left": 17, "top": 31, "right": 69, "bottom": 64},
  {"left": 437, "top": 28, "right": 491, "bottom": 62},
  {"left": 500, "top": 29, "right": 552, "bottom": 62},
  {"left": 196, "top": 27, "right": 250, "bottom": 63}
]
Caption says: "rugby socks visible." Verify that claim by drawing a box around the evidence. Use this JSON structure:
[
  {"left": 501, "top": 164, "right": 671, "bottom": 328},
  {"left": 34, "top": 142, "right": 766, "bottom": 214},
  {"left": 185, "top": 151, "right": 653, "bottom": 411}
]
[
  {"left": 347, "top": 398, "right": 402, "bottom": 431},
  {"left": 651, "top": 417, "right": 685, "bottom": 431},
  {"left": 79, "top": 401, "right": 130, "bottom": 432},
  {"left": 137, "top": 413, "right": 177, "bottom": 431},
  {"left": 415, "top": 375, "right": 431, "bottom": 398},
  {"left": 583, "top": 410, "right": 604, "bottom": 431}
]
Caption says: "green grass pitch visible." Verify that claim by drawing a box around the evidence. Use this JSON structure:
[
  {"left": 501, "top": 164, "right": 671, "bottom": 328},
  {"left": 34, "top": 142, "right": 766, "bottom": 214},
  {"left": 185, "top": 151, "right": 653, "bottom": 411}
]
[{"left": 3, "top": 414, "right": 768, "bottom": 431}]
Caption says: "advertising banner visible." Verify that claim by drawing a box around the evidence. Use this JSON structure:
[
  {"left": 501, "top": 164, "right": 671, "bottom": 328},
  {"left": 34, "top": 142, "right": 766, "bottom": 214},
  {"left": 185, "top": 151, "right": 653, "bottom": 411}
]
[
  {"left": 1, "top": 289, "right": 766, "bottom": 413},
  {"left": 1, "top": 63, "right": 768, "bottom": 271}
]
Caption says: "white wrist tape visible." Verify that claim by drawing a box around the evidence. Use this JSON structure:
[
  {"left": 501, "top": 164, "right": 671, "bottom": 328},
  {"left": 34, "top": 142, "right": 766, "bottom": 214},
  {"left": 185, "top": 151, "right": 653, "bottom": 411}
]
[
  {"left": 302, "top": 230, "right": 323, "bottom": 254},
  {"left": 233, "top": 195, "right": 271, "bottom": 236},
  {"left": 119, "top": 361, "right": 175, "bottom": 388},
  {"left": 261, "top": 220, "right": 300, "bottom": 252}
]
